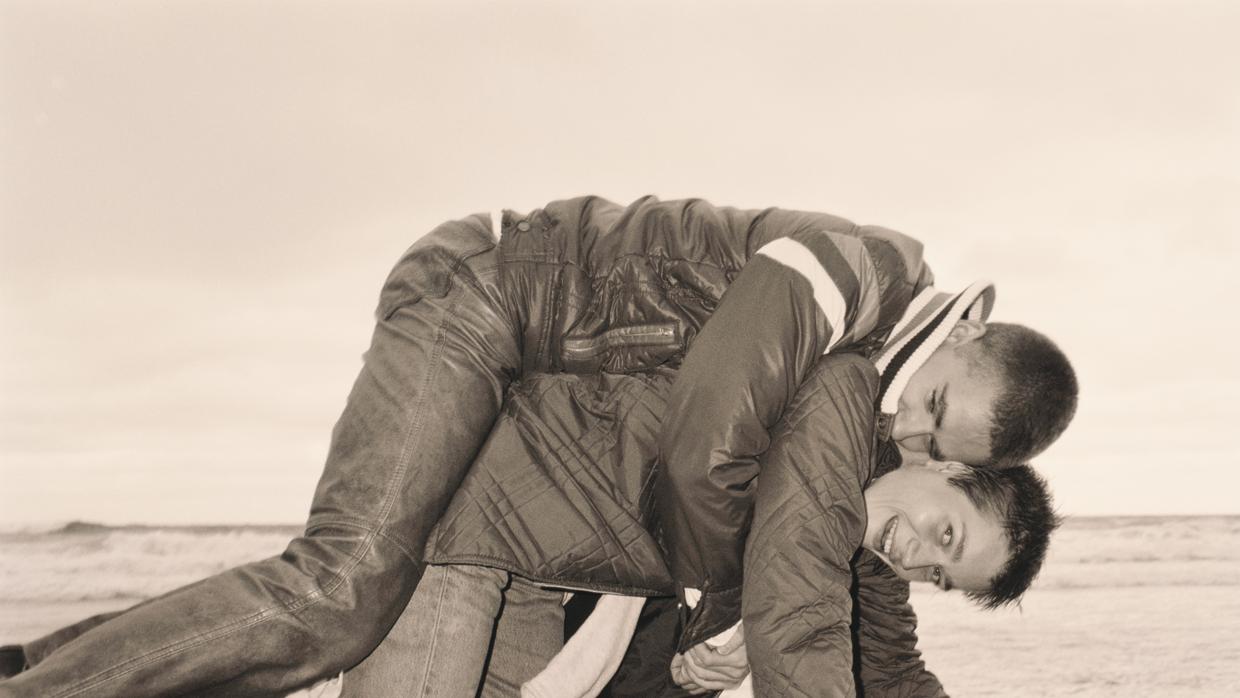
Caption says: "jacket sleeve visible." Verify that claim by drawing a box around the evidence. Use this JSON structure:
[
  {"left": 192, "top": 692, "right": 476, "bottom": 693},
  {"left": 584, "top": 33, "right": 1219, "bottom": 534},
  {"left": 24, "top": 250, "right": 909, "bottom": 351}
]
[
  {"left": 656, "top": 214, "right": 918, "bottom": 649},
  {"left": 741, "top": 354, "right": 879, "bottom": 697},
  {"left": 852, "top": 552, "right": 949, "bottom": 698}
]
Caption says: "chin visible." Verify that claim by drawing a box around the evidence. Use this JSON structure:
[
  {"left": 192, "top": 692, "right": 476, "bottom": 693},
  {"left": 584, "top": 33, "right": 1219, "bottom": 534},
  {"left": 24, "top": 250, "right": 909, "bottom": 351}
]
[{"left": 895, "top": 445, "right": 930, "bottom": 466}]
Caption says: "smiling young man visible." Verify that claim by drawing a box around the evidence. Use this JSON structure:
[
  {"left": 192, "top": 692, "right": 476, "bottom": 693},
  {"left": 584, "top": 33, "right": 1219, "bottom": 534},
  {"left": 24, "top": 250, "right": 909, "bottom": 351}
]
[
  {"left": 668, "top": 459, "right": 1057, "bottom": 696},
  {"left": 865, "top": 460, "right": 1054, "bottom": 603}
]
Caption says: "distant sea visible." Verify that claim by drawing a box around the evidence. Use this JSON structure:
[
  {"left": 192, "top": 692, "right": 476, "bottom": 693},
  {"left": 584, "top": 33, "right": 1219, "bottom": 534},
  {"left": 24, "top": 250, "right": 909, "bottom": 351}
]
[{"left": 2, "top": 516, "right": 1238, "bottom": 696}]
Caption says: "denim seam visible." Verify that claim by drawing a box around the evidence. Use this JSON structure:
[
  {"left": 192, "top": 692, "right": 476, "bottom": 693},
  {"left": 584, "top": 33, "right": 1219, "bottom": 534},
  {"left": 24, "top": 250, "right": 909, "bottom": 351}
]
[
  {"left": 54, "top": 254, "right": 478, "bottom": 698},
  {"left": 370, "top": 527, "right": 419, "bottom": 563},
  {"left": 53, "top": 602, "right": 302, "bottom": 697},
  {"left": 414, "top": 568, "right": 448, "bottom": 697},
  {"left": 332, "top": 253, "right": 465, "bottom": 589},
  {"left": 303, "top": 519, "right": 419, "bottom": 563},
  {"left": 320, "top": 244, "right": 484, "bottom": 586}
]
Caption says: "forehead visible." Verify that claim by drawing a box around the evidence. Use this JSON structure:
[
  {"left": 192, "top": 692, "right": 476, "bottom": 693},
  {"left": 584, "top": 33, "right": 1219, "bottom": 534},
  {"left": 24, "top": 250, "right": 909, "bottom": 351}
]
[
  {"left": 943, "top": 483, "right": 1009, "bottom": 591},
  {"left": 936, "top": 353, "right": 1001, "bottom": 461}
]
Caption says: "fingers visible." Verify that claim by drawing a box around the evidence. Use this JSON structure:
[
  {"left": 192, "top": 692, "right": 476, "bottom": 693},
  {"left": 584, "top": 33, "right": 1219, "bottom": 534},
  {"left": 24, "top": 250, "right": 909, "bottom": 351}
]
[
  {"left": 691, "top": 641, "right": 748, "bottom": 674},
  {"left": 676, "top": 645, "right": 749, "bottom": 690},
  {"left": 670, "top": 653, "right": 712, "bottom": 695},
  {"left": 672, "top": 635, "right": 753, "bottom": 692},
  {"left": 689, "top": 643, "right": 743, "bottom": 676}
]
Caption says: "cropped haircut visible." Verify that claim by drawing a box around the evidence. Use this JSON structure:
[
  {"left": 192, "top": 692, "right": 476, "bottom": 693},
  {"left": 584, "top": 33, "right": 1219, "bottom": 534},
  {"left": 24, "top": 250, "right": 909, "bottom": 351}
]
[
  {"left": 970, "top": 323, "right": 1078, "bottom": 469},
  {"left": 948, "top": 464, "right": 1061, "bottom": 609}
]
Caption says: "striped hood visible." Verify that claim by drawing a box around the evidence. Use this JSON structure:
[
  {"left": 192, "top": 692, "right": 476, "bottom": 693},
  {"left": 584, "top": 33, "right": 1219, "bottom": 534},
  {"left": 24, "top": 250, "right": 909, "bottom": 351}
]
[{"left": 872, "top": 280, "right": 995, "bottom": 431}]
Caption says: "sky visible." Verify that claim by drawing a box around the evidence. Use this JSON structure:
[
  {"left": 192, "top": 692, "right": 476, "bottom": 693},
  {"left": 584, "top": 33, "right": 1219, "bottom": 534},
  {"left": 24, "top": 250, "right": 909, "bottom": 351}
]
[{"left": 1, "top": 0, "right": 1237, "bottom": 525}]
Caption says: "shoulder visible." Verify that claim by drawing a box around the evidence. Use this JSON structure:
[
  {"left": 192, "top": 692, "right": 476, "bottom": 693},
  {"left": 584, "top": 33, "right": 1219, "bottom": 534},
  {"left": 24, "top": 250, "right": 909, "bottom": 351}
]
[{"left": 782, "top": 353, "right": 880, "bottom": 432}]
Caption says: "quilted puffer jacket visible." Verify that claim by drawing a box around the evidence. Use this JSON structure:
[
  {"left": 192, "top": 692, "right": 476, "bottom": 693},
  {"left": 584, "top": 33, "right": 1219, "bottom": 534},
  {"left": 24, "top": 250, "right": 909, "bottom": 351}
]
[
  {"left": 422, "top": 354, "right": 917, "bottom": 697},
  {"left": 425, "top": 196, "right": 944, "bottom": 695}
]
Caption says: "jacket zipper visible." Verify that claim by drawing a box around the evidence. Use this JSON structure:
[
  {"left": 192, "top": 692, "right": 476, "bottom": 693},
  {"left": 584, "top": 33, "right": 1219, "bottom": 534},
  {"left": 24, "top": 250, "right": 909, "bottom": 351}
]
[{"left": 561, "top": 324, "right": 678, "bottom": 358}]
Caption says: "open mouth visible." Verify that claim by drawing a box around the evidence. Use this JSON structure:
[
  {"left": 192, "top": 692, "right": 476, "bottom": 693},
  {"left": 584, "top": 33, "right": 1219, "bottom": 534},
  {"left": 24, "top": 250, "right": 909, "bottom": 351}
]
[{"left": 880, "top": 516, "right": 899, "bottom": 556}]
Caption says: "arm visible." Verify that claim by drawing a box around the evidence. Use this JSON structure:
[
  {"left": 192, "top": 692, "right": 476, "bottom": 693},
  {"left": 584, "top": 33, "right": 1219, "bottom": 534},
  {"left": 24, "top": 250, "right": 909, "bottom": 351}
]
[
  {"left": 657, "top": 215, "right": 916, "bottom": 648},
  {"left": 741, "top": 354, "right": 880, "bottom": 697},
  {"left": 852, "top": 552, "right": 949, "bottom": 698}
]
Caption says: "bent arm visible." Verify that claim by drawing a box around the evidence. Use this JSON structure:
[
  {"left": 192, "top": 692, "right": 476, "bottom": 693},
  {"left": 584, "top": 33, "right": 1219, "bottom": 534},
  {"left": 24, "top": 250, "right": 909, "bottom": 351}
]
[
  {"left": 741, "top": 354, "right": 880, "bottom": 696},
  {"left": 657, "top": 224, "right": 897, "bottom": 648}
]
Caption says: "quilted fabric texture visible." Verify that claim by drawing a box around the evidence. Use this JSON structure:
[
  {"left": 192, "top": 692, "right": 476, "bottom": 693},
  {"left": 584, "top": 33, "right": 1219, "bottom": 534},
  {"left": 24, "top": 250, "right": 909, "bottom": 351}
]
[
  {"left": 424, "top": 369, "right": 677, "bottom": 596},
  {"left": 743, "top": 354, "right": 879, "bottom": 697}
]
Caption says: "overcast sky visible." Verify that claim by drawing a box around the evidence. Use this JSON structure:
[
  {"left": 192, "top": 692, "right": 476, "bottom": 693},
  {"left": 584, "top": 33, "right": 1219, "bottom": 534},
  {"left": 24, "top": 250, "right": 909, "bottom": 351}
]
[{"left": 2, "top": 0, "right": 1237, "bottom": 525}]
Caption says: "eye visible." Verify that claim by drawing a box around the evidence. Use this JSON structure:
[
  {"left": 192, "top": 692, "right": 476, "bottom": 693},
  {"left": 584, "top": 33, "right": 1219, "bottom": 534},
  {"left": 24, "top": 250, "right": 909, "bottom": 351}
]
[{"left": 941, "top": 525, "right": 953, "bottom": 547}]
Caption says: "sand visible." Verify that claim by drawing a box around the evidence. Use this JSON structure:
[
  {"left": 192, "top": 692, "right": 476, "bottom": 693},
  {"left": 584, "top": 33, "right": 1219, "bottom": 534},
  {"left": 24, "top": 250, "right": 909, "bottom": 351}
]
[{"left": 3, "top": 516, "right": 1238, "bottom": 696}]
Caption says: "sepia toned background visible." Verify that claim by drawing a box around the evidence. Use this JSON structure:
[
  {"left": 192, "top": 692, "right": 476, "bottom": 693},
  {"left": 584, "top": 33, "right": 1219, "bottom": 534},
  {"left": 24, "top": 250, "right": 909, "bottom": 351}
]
[
  {"left": 2, "top": 3, "right": 1239, "bottom": 695},
  {"left": 4, "top": 0, "right": 1237, "bottom": 525}
]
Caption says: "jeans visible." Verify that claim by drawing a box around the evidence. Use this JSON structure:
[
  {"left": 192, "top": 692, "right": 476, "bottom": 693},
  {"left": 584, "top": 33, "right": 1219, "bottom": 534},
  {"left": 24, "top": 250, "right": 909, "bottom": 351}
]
[
  {"left": 342, "top": 564, "right": 564, "bottom": 698},
  {"left": 1, "top": 216, "right": 523, "bottom": 697}
]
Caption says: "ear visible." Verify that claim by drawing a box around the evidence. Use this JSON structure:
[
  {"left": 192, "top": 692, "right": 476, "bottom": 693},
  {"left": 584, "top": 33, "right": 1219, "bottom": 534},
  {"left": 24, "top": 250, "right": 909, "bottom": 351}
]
[
  {"left": 928, "top": 460, "right": 971, "bottom": 476},
  {"left": 943, "top": 319, "right": 987, "bottom": 346}
]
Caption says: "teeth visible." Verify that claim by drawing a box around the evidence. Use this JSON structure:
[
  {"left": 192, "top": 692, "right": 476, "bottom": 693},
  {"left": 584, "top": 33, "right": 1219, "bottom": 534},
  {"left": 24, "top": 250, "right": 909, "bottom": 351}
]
[{"left": 881, "top": 517, "right": 898, "bottom": 555}]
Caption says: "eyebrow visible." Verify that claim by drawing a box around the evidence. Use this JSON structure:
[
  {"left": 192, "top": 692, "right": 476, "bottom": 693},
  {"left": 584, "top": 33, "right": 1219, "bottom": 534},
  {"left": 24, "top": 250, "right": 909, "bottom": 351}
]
[
  {"left": 928, "top": 384, "right": 949, "bottom": 460},
  {"left": 943, "top": 522, "right": 966, "bottom": 592},
  {"left": 952, "top": 521, "right": 967, "bottom": 564},
  {"left": 933, "top": 383, "right": 949, "bottom": 430}
]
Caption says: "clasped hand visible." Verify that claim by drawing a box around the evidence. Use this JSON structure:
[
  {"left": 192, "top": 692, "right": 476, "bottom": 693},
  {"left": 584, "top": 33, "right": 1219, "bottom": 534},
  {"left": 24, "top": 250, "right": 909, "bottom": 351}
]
[{"left": 670, "top": 624, "right": 749, "bottom": 694}]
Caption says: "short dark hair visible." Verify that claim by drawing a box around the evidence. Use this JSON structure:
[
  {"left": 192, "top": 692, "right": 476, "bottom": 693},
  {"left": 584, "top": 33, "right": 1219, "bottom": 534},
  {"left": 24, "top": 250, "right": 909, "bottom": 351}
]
[
  {"left": 948, "top": 464, "right": 1061, "bottom": 609},
  {"left": 970, "top": 323, "right": 1078, "bottom": 469}
]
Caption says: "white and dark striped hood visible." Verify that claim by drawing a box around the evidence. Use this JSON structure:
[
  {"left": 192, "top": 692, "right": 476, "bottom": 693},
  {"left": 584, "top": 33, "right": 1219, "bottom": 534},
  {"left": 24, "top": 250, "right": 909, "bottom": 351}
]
[{"left": 873, "top": 280, "right": 995, "bottom": 430}]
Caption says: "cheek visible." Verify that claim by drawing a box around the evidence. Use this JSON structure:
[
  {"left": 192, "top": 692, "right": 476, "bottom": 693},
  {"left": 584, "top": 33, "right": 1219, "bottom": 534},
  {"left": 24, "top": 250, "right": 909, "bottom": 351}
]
[{"left": 891, "top": 565, "right": 917, "bottom": 583}]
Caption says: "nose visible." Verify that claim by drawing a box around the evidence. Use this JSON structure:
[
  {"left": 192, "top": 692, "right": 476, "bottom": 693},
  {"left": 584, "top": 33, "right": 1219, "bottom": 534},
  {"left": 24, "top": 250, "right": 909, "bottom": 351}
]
[
  {"left": 891, "top": 410, "right": 932, "bottom": 445},
  {"left": 898, "top": 539, "right": 937, "bottom": 571}
]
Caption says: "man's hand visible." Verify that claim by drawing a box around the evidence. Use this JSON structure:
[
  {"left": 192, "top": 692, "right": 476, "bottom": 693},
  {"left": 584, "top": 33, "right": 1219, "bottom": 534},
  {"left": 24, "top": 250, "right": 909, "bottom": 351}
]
[{"left": 670, "top": 625, "right": 749, "bottom": 694}]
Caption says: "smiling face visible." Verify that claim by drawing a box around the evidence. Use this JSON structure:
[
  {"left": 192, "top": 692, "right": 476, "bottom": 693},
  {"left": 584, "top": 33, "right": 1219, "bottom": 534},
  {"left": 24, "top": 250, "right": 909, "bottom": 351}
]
[
  {"left": 891, "top": 320, "right": 1002, "bottom": 467},
  {"left": 862, "top": 460, "right": 1010, "bottom": 593}
]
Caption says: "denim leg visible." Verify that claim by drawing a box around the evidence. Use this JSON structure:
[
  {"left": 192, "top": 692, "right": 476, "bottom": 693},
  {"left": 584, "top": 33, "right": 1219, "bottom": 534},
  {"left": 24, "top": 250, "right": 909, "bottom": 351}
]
[
  {"left": 342, "top": 564, "right": 508, "bottom": 698},
  {"left": 20, "top": 610, "right": 125, "bottom": 668},
  {"left": 342, "top": 565, "right": 564, "bottom": 698},
  {"left": 1, "top": 225, "right": 523, "bottom": 698},
  {"left": 477, "top": 576, "right": 565, "bottom": 698}
]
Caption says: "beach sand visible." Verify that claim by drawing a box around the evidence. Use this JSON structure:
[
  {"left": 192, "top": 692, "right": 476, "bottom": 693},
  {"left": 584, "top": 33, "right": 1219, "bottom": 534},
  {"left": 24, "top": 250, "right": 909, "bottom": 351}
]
[
  {"left": 6, "top": 586, "right": 1237, "bottom": 697},
  {"left": 911, "top": 585, "right": 1240, "bottom": 697},
  {"left": 3, "top": 516, "right": 1237, "bottom": 696}
]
